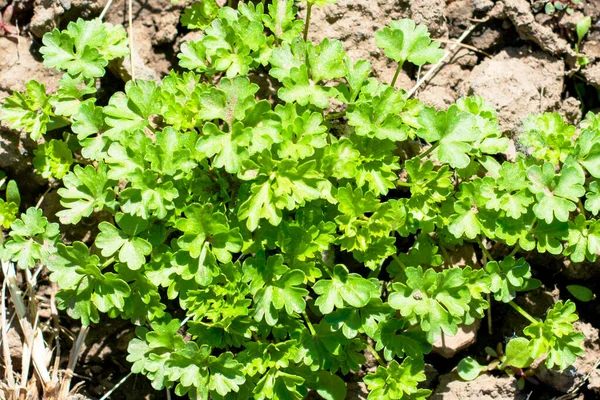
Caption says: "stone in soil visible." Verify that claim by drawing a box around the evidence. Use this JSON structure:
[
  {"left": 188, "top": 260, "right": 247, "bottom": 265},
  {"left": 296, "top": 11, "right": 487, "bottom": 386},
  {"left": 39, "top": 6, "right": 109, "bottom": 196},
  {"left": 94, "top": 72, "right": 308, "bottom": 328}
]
[{"left": 433, "top": 320, "right": 480, "bottom": 359}]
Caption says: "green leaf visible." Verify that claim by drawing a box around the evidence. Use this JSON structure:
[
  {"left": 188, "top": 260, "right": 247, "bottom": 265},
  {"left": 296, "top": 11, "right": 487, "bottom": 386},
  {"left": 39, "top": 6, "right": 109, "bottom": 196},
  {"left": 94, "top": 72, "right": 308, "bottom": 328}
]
[
  {"left": 389, "top": 267, "right": 471, "bottom": 343},
  {"left": 181, "top": 0, "right": 219, "bottom": 30},
  {"left": 524, "top": 300, "right": 585, "bottom": 370},
  {"left": 40, "top": 18, "right": 128, "bottom": 78},
  {"left": 95, "top": 214, "right": 152, "bottom": 270},
  {"left": 577, "top": 16, "right": 592, "bottom": 42},
  {"left": 178, "top": 40, "right": 210, "bottom": 72},
  {"left": 49, "top": 73, "right": 96, "bottom": 117},
  {"left": 364, "top": 357, "right": 431, "bottom": 400},
  {"left": 527, "top": 161, "right": 585, "bottom": 224},
  {"left": 566, "top": 285, "right": 595, "bottom": 302},
  {"left": 244, "top": 254, "right": 308, "bottom": 326},
  {"left": 457, "top": 357, "right": 486, "bottom": 381},
  {"left": 263, "top": 0, "right": 303, "bottom": 43},
  {"left": 564, "top": 214, "right": 600, "bottom": 262},
  {"left": 585, "top": 181, "right": 600, "bottom": 215},
  {"left": 0, "top": 199, "right": 19, "bottom": 230},
  {"left": 2, "top": 207, "right": 60, "bottom": 269},
  {"left": 347, "top": 86, "right": 409, "bottom": 141},
  {"left": 504, "top": 337, "right": 533, "bottom": 368},
  {"left": 417, "top": 105, "right": 480, "bottom": 169},
  {"left": 375, "top": 19, "right": 444, "bottom": 67},
  {"left": 485, "top": 257, "right": 539, "bottom": 303},
  {"left": 306, "top": 38, "right": 347, "bottom": 82},
  {"left": 0, "top": 80, "right": 56, "bottom": 141},
  {"left": 520, "top": 113, "right": 575, "bottom": 164},
  {"left": 208, "top": 352, "right": 246, "bottom": 396},
  {"left": 197, "top": 122, "right": 251, "bottom": 174},
  {"left": 175, "top": 203, "right": 242, "bottom": 283},
  {"left": 238, "top": 179, "right": 282, "bottom": 232},
  {"left": 47, "top": 242, "right": 130, "bottom": 325},
  {"left": 313, "top": 264, "right": 380, "bottom": 314},
  {"left": 279, "top": 65, "right": 330, "bottom": 108},
  {"left": 33, "top": 139, "right": 74, "bottom": 180},
  {"left": 57, "top": 162, "right": 117, "bottom": 224},
  {"left": 104, "top": 80, "right": 160, "bottom": 137},
  {"left": 309, "top": 371, "right": 347, "bottom": 400}
]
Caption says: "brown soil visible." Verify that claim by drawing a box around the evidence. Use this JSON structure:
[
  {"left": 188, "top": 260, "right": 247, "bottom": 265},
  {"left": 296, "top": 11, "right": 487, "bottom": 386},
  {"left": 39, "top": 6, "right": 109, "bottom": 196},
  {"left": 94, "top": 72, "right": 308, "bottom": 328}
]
[{"left": 1, "top": 0, "right": 600, "bottom": 399}]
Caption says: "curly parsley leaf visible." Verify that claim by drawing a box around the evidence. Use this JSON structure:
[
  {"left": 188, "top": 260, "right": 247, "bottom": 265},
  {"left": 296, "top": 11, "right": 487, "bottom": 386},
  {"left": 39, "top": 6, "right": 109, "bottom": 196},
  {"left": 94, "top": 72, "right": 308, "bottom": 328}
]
[
  {"left": 375, "top": 19, "right": 444, "bottom": 67},
  {"left": 364, "top": 357, "right": 431, "bottom": 400},
  {"left": 40, "top": 18, "right": 129, "bottom": 78}
]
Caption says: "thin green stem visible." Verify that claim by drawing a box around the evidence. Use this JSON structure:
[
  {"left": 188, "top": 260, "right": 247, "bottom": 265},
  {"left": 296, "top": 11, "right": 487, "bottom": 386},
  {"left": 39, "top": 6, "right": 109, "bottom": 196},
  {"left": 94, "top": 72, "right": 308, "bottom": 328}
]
[
  {"left": 486, "top": 293, "right": 492, "bottom": 335},
  {"left": 396, "top": 181, "right": 412, "bottom": 187},
  {"left": 303, "top": 3, "right": 312, "bottom": 41},
  {"left": 325, "top": 111, "right": 346, "bottom": 120},
  {"left": 365, "top": 342, "right": 385, "bottom": 366},
  {"left": 508, "top": 301, "right": 539, "bottom": 325},
  {"left": 508, "top": 243, "right": 521, "bottom": 258},
  {"left": 477, "top": 236, "right": 494, "bottom": 263},
  {"left": 578, "top": 200, "right": 587, "bottom": 217},
  {"left": 101, "top": 257, "right": 115, "bottom": 269},
  {"left": 417, "top": 142, "right": 439, "bottom": 160},
  {"left": 390, "top": 61, "right": 404, "bottom": 88},
  {"left": 439, "top": 245, "right": 451, "bottom": 268},
  {"left": 391, "top": 254, "right": 407, "bottom": 272},
  {"left": 302, "top": 311, "right": 317, "bottom": 335}
]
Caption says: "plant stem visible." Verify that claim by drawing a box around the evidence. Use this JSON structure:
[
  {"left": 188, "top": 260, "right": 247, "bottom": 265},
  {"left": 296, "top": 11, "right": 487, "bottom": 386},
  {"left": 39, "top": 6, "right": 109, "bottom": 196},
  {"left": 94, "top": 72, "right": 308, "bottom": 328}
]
[
  {"left": 477, "top": 236, "right": 494, "bottom": 262},
  {"left": 302, "top": 311, "right": 316, "bottom": 335},
  {"left": 391, "top": 254, "right": 407, "bottom": 272},
  {"left": 303, "top": 3, "right": 312, "bottom": 41},
  {"left": 577, "top": 200, "right": 587, "bottom": 217},
  {"left": 396, "top": 181, "right": 412, "bottom": 187},
  {"left": 417, "top": 142, "right": 439, "bottom": 160},
  {"left": 325, "top": 111, "right": 346, "bottom": 120},
  {"left": 508, "top": 243, "right": 521, "bottom": 258},
  {"left": 365, "top": 342, "right": 385, "bottom": 366},
  {"left": 440, "top": 245, "right": 451, "bottom": 268},
  {"left": 391, "top": 61, "right": 404, "bottom": 88},
  {"left": 508, "top": 301, "right": 539, "bottom": 325},
  {"left": 486, "top": 293, "right": 492, "bottom": 335},
  {"left": 407, "top": 20, "right": 485, "bottom": 99}
]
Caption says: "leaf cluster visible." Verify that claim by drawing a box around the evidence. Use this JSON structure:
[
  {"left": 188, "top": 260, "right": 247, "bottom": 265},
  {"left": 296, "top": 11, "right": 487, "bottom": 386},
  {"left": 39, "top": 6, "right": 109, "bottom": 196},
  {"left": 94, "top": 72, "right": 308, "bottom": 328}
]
[{"left": 0, "top": 3, "right": 594, "bottom": 399}]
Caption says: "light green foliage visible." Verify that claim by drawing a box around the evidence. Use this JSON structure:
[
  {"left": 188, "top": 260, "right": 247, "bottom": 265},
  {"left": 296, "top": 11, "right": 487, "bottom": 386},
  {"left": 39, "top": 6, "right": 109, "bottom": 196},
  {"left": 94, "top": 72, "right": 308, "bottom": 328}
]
[
  {"left": 313, "top": 264, "right": 380, "bottom": 314},
  {"left": 40, "top": 18, "right": 128, "bottom": 78},
  {"left": 2, "top": 208, "right": 59, "bottom": 269},
  {"left": 523, "top": 300, "right": 585, "bottom": 370},
  {"left": 486, "top": 257, "right": 540, "bottom": 303},
  {"left": 33, "top": 139, "right": 74, "bottom": 179},
  {"left": 520, "top": 113, "right": 575, "bottom": 164},
  {"left": 0, "top": 81, "right": 59, "bottom": 141},
  {"left": 0, "top": 180, "right": 20, "bottom": 229},
  {"left": 0, "top": 6, "right": 594, "bottom": 400},
  {"left": 389, "top": 267, "right": 481, "bottom": 343},
  {"left": 375, "top": 19, "right": 444, "bottom": 67},
  {"left": 364, "top": 357, "right": 431, "bottom": 399},
  {"left": 181, "top": 0, "right": 219, "bottom": 30},
  {"left": 527, "top": 161, "right": 585, "bottom": 224}
]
